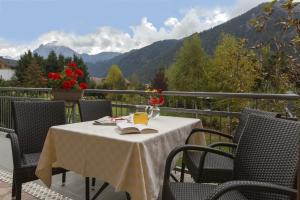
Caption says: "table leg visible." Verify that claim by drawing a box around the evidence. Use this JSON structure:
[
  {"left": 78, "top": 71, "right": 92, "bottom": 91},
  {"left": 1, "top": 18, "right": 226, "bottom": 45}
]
[
  {"left": 126, "top": 192, "right": 131, "bottom": 200},
  {"left": 86, "top": 177, "right": 90, "bottom": 200}
]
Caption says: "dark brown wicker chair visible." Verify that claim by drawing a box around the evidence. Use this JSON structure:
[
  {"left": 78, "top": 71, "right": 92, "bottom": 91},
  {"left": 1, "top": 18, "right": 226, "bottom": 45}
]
[
  {"left": 78, "top": 100, "right": 112, "bottom": 199},
  {"left": 8, "top": 101, "right": 68, "bottom": 200},
  {"left": 181, "top": 108, "right": 278, "bottom": 183},
  {"left": 78, "top": 100, "right": 112, "bottom": 122},
  {"left": 161, "top": 114, "right": 299, "bottom": 200}
]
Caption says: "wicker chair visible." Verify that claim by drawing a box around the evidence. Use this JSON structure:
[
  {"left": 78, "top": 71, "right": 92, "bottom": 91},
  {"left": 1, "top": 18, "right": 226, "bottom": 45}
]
[
  {"left": 8, "top": 101, "right": 68, "bottom": 200},
  {"left": 161, "top": 114, "right": 299, "bottom": 200},
  {"left": 78, "top": 100, "right": 112, "bottom": 122},
  {"left": 181, "top": 108, "right": 278, "bottom": 183},
  {"left": 78, "top": 100, "right": 112, "bottom": 198}
]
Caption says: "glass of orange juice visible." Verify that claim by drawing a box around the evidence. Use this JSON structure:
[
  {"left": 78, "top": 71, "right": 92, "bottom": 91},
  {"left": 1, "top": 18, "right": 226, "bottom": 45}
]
[{"left": 133, "top": 112, "right": 149, "bottom": 125}]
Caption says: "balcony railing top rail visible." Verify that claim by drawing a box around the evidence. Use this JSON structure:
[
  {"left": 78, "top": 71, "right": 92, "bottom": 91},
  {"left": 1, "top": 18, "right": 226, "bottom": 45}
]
[
  {"left": 0, "top": 87, "right": 299, "bottom": 144},
  {"left": 0, "top": 87, "right": 299, "bottom": 100}
]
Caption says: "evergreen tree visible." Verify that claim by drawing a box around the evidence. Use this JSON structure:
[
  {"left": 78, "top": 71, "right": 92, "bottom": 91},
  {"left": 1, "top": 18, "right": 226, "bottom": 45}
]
[
  {"left": 15, "top": 50, "right": 33, "bottom": 83},
  {"left": 151, "top": 68, "right": 168, "bottom": 91},
  {"left": 58, "top": 54, "right": 66, "bottom": 70},
  {"left": 23, "top": 59, "right": 46, "bottom": 87},
  {"left": 167, "top": 34, "right": 210, "bottom": 91},
  {"left": 105, "top": 64, "right": 126, "bottom": 89},
  {"left": 44, "top": 50, "right": 59, "bottom": 74}
]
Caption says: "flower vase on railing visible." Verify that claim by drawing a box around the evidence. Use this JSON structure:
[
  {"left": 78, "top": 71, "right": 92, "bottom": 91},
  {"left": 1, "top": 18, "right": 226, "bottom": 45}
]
[
  {"left": 146, "top": 89, "right": 164, "bottom": 119},
  {"left": 46, "top": 61, "right": 88, "bottom": 102}
]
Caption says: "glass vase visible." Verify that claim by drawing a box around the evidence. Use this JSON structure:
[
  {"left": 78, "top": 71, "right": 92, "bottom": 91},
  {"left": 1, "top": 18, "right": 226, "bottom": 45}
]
[{"left": 146, "top": 105, "right": 160, "bottom": 119}]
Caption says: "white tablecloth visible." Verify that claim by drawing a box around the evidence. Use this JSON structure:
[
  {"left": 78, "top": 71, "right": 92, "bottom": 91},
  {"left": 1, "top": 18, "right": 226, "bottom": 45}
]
[{"left": 36, "top": 116, "right": 205, "bottom": 200}]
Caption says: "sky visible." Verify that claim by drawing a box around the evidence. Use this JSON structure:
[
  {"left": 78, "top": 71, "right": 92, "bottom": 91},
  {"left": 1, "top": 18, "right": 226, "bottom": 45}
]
[{"left": 0, "top": 0, "right": 268, "bottom": 58}]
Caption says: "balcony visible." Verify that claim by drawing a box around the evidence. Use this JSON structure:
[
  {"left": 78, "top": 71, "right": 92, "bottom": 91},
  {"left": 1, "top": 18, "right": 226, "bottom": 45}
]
[{"left": 0, "top": 87, "right": 299, "bottom": 200}]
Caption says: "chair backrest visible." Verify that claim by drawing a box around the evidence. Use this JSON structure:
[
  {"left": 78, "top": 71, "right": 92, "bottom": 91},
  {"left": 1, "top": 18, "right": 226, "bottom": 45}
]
[
  {"left": 234, "top": 114, "right": 300, "bottom": 199},
  {"left": 232, "top": 108, "right": 278, "bottom": 143},
  {"left": 78, "top": 100, "right": 112, "bottom": 122},
  {"left": 12, "top": 101, "right": 66, "bottom": 154}
]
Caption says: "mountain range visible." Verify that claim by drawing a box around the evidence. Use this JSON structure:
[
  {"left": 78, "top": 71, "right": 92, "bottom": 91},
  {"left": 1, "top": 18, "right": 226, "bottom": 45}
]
[
  {"left": 33, "top": 42, "right": 121, "bottom": 64},
  {"left": 87, "top": 0, "right": 296, "bottom": 82},
  {"left": 0, "top": 57, "right": 17, "bottom": 69},
  {"left": 2, "top": 0, "right": 297, "bottom": 82}
]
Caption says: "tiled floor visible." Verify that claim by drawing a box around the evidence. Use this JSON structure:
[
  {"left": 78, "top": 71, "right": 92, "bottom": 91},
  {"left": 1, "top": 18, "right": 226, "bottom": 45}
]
[{"left": 0, "top": 180, "right": 39, "bottom": 200}]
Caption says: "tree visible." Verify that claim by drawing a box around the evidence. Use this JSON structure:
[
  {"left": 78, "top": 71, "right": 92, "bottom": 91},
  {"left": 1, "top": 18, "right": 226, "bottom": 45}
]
[
  {"left": 167, "top": 34, "right": 210, "bottom": 91},
  {"left": 254, "top": 45, "right": 292, "bottom": 92},
  {"left": 23, "top": 59, "right": 46, "bottom": 87},
  {"left": 151, "top": 68, "right": 168, "bottom": 91},
  {"left": 250, "top": 0, "right": 299, "bottom": 92},
  {"left": 128, "top": 73, "right": 144, "bottom": 90},
  {"left": 15, "top": 50, "right": 33, "bottom": 83},
  {"left": 105, "top": 64, "right": 126, "bottom": 89},
  {"left": 44, "top": 50, "right": 59, "bottom": 74},
  {"left": 208, "top": 34, "right": 260, "bottom": 92}
]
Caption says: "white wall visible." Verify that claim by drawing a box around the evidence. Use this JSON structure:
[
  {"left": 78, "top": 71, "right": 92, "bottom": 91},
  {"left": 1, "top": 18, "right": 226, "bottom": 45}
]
[{"left": 0, "top": 69, "right": 15, "bottom": 80}]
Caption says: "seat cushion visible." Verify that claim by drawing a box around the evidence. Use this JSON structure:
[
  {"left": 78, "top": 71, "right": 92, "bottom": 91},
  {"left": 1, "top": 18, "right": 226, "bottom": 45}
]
[
  {"left": 22, "top": 153, "right": 41, "bottom": 165},
  {"left": 166, "top": 183, "right": 247, "bottom": 200},
  {"left": 185, "top": 151, "right": 234, "bottom": 183},
  {"left": 19, "top": 152, "right": 66, "bottom": 182}
]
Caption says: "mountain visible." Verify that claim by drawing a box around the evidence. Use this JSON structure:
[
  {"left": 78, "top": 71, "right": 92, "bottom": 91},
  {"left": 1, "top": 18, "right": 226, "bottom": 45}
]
[
  {"left": 33, "top": 42, "right": 121, "bottom": 64},
  {"left": 88, "top": 39, "right": 182, "bottom": 81},
  {"left": 80, "top": 52, "right": 121, "bottom": 63},
  {"left": 0, "top": 57, "right": 17, "bottom": 69},
  {"left": 199, "top": 0, "right": 294, "bottom": 55},
  {"left": 89, "top": 1, "right": 298, "bottom": 82},
  {"left": 34, "top": 42, "right": 77, "bottom": 58}
]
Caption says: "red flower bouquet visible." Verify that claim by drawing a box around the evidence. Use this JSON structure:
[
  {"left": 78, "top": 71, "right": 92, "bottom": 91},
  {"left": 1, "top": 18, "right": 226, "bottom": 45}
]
[
  {"left": 147, "top": 89, "right": 165, "bottom": 106},
  {"left": 47, "top": 62, "right": 88, "bottom": 91},
  {"left": 145, "top": 89, "right": 164, "bottom": 119}
]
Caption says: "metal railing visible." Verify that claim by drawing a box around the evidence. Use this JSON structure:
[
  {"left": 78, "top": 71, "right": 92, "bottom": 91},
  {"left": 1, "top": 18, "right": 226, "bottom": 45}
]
[{"left": 0, "top": 87, "right": 299, "bottom": 144}]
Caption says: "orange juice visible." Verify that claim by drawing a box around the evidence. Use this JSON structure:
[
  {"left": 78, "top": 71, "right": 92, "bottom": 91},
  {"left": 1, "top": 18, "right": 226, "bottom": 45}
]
[{"left": 133, "top": 112, "right": 149, "bottom": 125}]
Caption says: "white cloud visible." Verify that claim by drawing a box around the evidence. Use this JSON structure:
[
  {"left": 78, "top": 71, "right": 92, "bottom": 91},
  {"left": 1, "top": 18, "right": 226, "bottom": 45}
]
[
  {"left": 0, "top": 0, "right": 268, "bottom": 59},
  {"left": 231, "top": 0, "right": 267, "bottom": 17}
]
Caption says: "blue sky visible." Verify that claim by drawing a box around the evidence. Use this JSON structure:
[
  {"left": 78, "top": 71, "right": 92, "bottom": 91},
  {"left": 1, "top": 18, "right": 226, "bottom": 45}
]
[{"left": 0, "top": 0, "right": 266, "bottom": 58}]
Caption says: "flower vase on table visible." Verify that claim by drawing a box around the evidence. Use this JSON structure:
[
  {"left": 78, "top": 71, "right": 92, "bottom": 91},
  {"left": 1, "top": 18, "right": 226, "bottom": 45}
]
[
  {"left": 147, "top": 105, "right": 160, "bottom": 119},
  {"left": 146, "top": 89, "right": 165, "bottom": 119}
]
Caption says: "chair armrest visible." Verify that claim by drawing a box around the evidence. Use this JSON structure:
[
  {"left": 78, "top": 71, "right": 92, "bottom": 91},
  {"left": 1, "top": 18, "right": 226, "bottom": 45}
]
[
  {"left": 209, "top": 142, "right": 238, "bottom": 149},
  {"left": 206, "top": 180, "right": 297, "bottom": 200},
  {"left": 7, "top": 132, "right": 22, "bottom": 169},
  {"left": 185, "top": 128, "right": 233, "bottom": 144},
  {"left": 162, "top": 145, "right": 234, "bottom": 200}
]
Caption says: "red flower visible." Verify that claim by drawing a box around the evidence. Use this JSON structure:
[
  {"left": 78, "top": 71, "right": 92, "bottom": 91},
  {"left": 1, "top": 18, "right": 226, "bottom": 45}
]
[
  {"left": 70, "top": 79, "right": 77, "bottom": 86},
  {"left": 158, "top": 95, "right": 165, "bottom": 105},
  {"left": 48, "top": 72, "right": 55, "bottom": 79},
  {"left": 68, "top": 61, "right": 77, "bottom": 68},
  {"left": 149, "top": 95, "right": 164, "bottom": 106},
  {"left": 79, "top": 82, "right": 88, "bottom": 90},
  {"left": 48, "top": 72, "right": 61, "bottom": 80},
  {"left": 65, "top": 68, "right": 74, "bottom": 77},
  {"left": 70, "top": 74, "right": 78, "bottom": 80},
  {"left": 149, "top": 97, "right": 159, "bottom": 105},
  {"left": 75, "top": 69, "right": 84, "bottom": 77},
  {"left": 53, "top": 73, "right": 61, "bottom": 80},
  {"left": 62, "top": 80, "right": 72, "bottom": 90}
]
